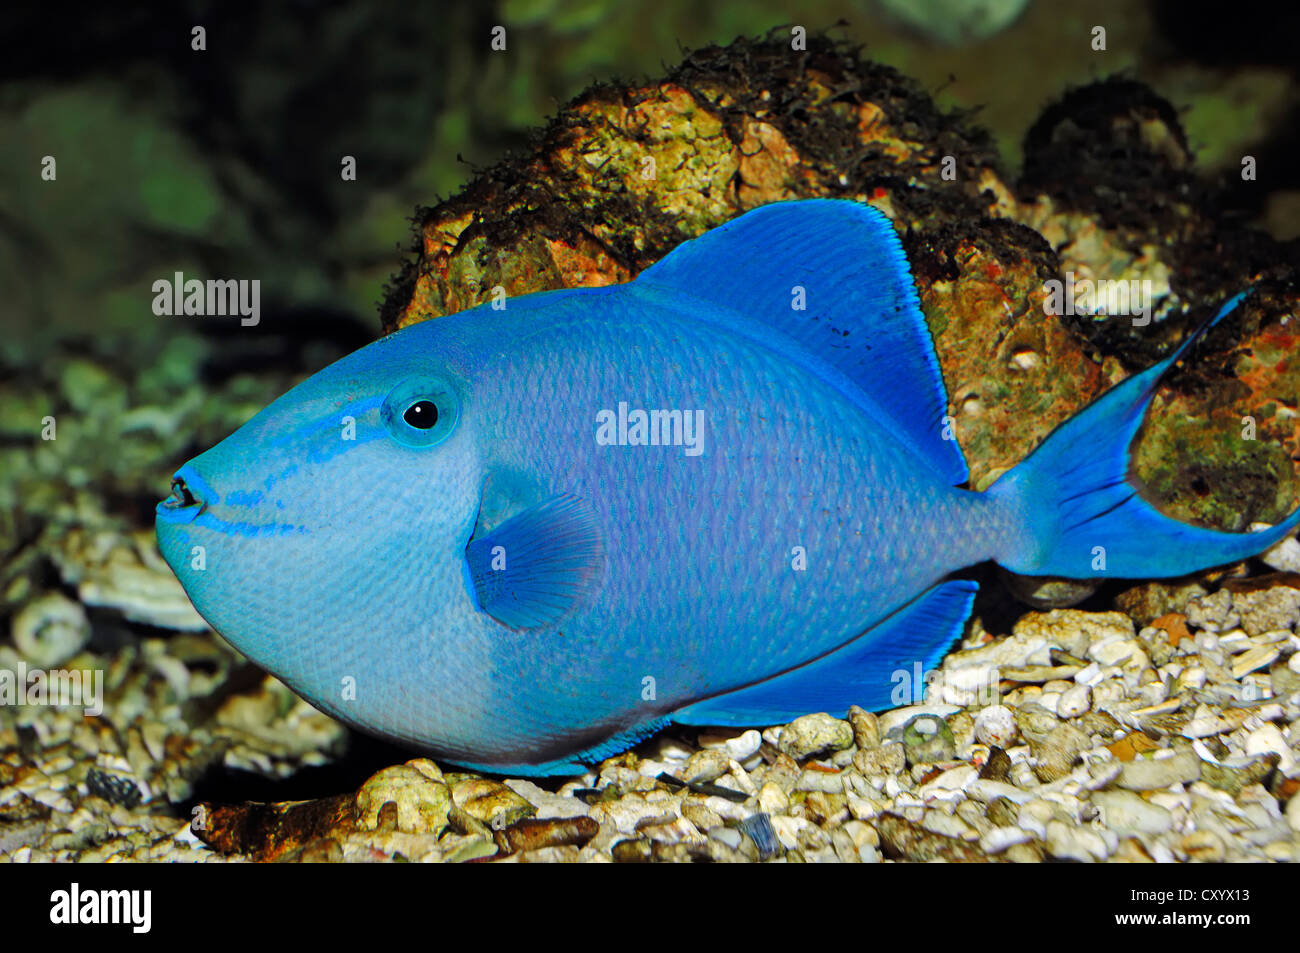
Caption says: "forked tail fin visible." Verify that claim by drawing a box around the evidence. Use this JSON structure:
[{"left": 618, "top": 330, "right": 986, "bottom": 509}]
[{"left": 989, "top": 292, "right": 1300, "bottom": 579}]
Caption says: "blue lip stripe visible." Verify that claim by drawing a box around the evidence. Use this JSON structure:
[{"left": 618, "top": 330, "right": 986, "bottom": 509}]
[{"left": 195, "top": 509, "right": 309, "bottom": 538}]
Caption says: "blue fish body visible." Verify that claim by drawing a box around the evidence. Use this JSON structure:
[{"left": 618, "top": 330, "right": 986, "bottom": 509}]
[{"left": 156, "top": 200, "right": 1300, "bottom": 774}]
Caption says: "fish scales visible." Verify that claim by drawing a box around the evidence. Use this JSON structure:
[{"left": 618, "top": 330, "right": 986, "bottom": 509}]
[{"left": 431, "top": 289, "right": 1002, "bottom": 759}]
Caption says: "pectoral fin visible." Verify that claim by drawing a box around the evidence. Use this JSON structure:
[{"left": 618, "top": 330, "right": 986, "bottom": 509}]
[{"left": 465, "top": 494, "right": 604, "bottom": 630}]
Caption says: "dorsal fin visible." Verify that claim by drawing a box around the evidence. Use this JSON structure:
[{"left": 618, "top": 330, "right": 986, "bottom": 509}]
[{"left": 633, "top": 199, "right": 966, "bottom": 485}]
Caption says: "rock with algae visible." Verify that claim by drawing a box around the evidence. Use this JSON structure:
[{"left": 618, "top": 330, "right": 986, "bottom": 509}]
[{"left": 381, "top": 33, "right": 1299, "bottom": 528}]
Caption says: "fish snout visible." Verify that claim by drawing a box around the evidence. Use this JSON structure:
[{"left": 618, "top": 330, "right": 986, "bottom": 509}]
[{"left": 156, "top": 465, "right": 213, "bottom": 524}]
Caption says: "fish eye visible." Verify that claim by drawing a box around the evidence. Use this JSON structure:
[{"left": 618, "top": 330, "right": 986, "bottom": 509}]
[
  {"left": 403, "top": 400, "right": 438, "bottom": 429},
  {"left": 381, "top": 379, "right": 459, "bottom": 447}
]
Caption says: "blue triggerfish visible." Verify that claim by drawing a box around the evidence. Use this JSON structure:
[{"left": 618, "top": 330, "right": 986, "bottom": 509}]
[{"left": 156, "top": 200, "right": 1300, "bottom": 774}]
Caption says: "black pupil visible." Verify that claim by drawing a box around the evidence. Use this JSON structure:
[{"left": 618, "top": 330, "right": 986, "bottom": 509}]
[{"left": 403, "top": 400, "right": 438, "bottom": 429}]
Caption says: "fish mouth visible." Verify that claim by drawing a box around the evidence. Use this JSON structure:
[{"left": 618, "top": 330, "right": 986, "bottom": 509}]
[
  {"left": 155, "top": 464, "right": 308, "bottom": 539},
  {"left": 156, "top": 464, "right": 211, "bottom": 525}
]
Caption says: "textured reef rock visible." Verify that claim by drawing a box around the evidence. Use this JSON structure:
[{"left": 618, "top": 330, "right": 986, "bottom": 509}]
[
  {"left": 381, "top": 32, "right": 1298, "bottom": 526},
  {"left": 195, "top": 758, "right": 599, "bottom": 862}
]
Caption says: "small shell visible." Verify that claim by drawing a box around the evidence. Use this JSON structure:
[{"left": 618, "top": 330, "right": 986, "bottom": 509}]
[
  {"left": 10, "top": 592, "right": 89, "bottom": 668},
  {"left": 973, "top": 705, "right": 1018, "bottom": 748}
]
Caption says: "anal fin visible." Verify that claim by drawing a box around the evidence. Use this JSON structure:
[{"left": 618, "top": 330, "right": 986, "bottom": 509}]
[{"left": 673, "top": 580, "right": 978, "bottom": 725}]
